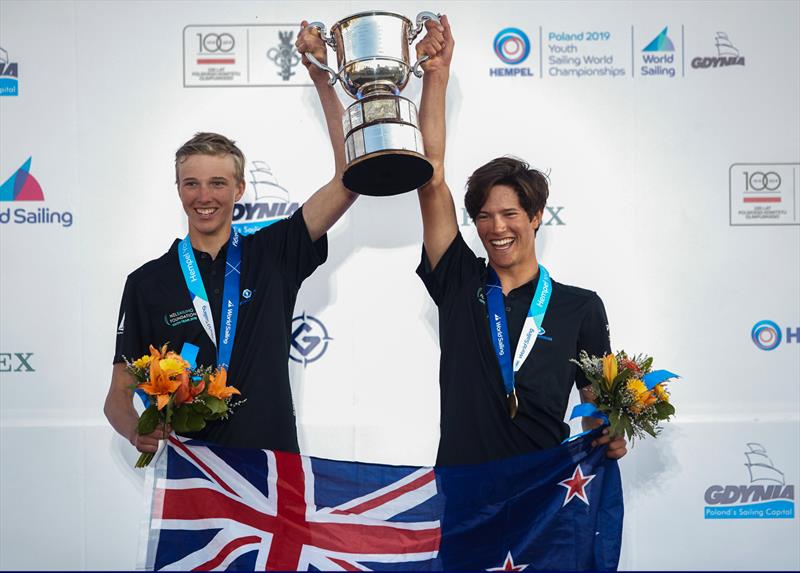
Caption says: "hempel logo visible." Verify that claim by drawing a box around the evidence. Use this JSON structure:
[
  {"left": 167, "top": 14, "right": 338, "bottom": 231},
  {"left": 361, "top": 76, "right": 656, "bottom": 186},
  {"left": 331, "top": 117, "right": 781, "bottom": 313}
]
[
  {"left": 490, "top": 28, "right": 534, "bottom": 77},
  {"left": 751, "top": 320, "right": 799, "bottom": 351},
  {"left": 704, "top": 443, "right": 795, "bottom": 519}
]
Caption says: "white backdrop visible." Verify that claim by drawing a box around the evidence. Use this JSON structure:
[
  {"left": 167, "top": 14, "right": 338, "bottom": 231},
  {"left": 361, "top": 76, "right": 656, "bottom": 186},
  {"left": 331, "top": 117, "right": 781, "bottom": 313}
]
[{"left": 1, "top": 0, "right": 799, "bottom": 570}]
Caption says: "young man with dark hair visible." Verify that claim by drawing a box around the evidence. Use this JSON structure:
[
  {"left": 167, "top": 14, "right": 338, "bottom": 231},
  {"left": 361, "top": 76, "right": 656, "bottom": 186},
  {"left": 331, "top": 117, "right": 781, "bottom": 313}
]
[
  {"left": 104, "top": 27, "right": 355, "bottom": 455},
  {"left": 415, "top": 17, "right": 627, "bottom": 465}
]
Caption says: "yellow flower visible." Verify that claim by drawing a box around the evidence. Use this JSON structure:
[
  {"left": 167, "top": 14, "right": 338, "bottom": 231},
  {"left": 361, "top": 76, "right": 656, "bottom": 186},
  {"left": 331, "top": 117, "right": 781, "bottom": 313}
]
[
  {"left": 627, "top": 378, "right": 648, "bottom": 397},
  {"left": 132, "top": 355, "right": 151, "bottom": 369},
  {"left": 654, "top": 383, "right": 670, "bottom": 403},
  {"left": 602, "top": 354, "right": 618, "bottom": 388},
  {"left": 159, "top": 356, "right": 188, "bottom": 376},
  {"left": 628, "top": 378, "right": 657, "bottom": 409}
]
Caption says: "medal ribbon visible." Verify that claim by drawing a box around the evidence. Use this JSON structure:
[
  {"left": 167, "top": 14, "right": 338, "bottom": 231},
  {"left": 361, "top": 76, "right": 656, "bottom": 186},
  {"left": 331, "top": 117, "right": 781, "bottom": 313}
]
[
  {"left": 486, "top": 264, "right": 552, "bottom": 398},
  {"left": 178, "top": 227, "right": 242, "bottom": 369}
]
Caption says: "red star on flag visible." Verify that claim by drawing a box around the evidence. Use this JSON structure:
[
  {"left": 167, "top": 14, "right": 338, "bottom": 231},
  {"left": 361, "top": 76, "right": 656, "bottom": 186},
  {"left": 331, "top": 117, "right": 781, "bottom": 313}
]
[
  {"left": 558, "top": 464, "right": 596, "bottom": 506},
  {"left": 487, "top": 551, "right": 528, "bottom": 571}
]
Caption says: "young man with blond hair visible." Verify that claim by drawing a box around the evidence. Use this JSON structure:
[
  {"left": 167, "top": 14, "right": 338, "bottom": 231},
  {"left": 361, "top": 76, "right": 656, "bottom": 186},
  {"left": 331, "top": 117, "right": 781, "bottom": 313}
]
[{"left": 104, "top": 28, "right": 354, "bottom": 454}]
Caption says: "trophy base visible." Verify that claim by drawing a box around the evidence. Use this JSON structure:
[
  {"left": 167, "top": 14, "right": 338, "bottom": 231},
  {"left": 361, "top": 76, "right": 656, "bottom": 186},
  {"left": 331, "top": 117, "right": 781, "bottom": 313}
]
[{"left": 343, "top": 150, "right": 433, "bottom": 196}]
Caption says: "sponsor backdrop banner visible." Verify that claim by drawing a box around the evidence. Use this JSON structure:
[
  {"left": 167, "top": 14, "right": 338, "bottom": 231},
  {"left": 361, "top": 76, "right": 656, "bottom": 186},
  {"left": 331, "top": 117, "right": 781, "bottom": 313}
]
[{"left": 1, "top": 0, "right": 798, "bottom": 570}]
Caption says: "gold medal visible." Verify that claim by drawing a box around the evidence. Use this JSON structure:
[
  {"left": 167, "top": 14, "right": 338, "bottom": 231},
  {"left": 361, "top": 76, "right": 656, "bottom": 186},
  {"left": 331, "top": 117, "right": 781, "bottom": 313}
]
[{"left": 507, "top": 389, "right": 518, "bottom": 419}]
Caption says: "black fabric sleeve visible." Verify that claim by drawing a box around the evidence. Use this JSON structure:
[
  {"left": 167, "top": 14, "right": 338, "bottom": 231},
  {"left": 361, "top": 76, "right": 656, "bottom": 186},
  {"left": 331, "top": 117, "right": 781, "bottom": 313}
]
[
  {"left": 415, "top": 232, "right": 482, "bottom": 307},
  {"left": 113, "top": 275, "right": 150, "bottom": 364},
  {"left": 251, "top": 206, "right": 328, "bottom": 287},
  {"left": 575, "top": 293, "right": 612, "bottom": 388}
]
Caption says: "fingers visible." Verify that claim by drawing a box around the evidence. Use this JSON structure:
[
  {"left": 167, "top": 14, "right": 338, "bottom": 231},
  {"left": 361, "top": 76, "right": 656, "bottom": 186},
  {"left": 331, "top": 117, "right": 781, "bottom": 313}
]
[
  {"left": 591, "top": 429, "right": 629, "bottom": 459},
  {"left": 134, "top": 425, "right": 172, "bottom": 453}
]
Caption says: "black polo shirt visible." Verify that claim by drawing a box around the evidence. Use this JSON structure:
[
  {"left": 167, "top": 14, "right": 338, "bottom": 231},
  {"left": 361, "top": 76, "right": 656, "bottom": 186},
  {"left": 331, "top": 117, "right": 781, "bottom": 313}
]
[
  {"left": 417, "top": 233, "right": 611, "bottom": 466},
  {"left": 113, "top": 208, "right": 327, "bottom": 451}
]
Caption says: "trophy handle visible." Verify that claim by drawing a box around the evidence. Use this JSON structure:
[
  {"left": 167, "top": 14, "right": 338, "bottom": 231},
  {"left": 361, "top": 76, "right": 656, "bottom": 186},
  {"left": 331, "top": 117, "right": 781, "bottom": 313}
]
[
  {"left": 408, "top": 12, "right": 442, "bottom": 78},
  {"left": 407, "top": 11, "right": 441, "bottom": 43},
  {"left": 302, "top": 22, "right": 339, "bottom": 86}
]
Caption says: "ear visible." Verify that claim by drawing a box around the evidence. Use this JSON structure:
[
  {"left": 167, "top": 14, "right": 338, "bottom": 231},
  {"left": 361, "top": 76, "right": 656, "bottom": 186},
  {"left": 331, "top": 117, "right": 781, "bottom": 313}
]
[
  {"left": 532, "top": 209, "right": 544, "bottom": 230},
  {"left": 234, "top": 179, "right": 246, "bottom": 202}
]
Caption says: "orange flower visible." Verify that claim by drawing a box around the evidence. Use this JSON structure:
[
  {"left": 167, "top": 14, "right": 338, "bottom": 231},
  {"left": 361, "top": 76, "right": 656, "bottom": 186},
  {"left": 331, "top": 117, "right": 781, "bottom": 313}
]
[
  {"left": 174, "top": 372, "right": 205, "bottom": 406},
  {"left": 138, "top": 361, "right": 181, "bottom": 410},
  {"left": 207, "top": 368, "right": 240, "bottom": 400},
  {"left": 654, "top": 383, "right": 670, "bottom": 403},
  {"left": 137, "top": 344, "right": 183, "bottom": 410}
]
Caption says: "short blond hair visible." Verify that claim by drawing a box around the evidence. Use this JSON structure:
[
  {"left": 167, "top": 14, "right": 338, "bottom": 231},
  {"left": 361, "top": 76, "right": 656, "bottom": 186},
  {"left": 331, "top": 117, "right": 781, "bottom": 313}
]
[{"left": 174, "top": 132, "right": 245, "bottom": 184}]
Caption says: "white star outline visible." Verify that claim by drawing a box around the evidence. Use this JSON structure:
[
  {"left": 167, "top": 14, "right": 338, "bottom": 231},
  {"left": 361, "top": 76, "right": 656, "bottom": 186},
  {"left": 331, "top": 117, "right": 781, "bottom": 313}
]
[
  {"left": 487, "top": 551, "right": 529, "bottom": 571},
  {"left": 558, "top": 464, "right": 596, "bottom": 507}
]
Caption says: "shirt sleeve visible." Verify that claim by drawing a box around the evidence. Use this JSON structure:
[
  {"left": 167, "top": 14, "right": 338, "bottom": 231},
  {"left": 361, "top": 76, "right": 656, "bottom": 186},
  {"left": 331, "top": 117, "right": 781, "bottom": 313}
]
[
  {"left": 415, "top": 232, "right": 482, "bottom": 307},
  {"left": 575, "top": 293, "right": 612, "bottom": 388},
  {"left": 113, "top": 275, "right": 150, "bottom": 364},
  {"left": 250, "top": 206, "right": 328, "bottom": 287}
]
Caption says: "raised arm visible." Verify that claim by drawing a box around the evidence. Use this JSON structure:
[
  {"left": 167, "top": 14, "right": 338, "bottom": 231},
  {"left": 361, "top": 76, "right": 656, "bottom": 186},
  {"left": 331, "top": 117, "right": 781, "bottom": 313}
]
[
  {"left": 295, "top": 21, "right": 358, "bottom": 242},
  {"left": 417, "top": 15, "right": 457, "bottom": 269}
]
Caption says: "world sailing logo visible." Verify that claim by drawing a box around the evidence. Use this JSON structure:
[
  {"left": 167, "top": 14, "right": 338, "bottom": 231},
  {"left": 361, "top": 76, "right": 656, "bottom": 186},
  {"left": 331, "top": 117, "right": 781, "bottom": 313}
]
[
  {"left": 704, "top": 443, "right": 795, "bottom": 519},
  {"left": 232, "top": 160, "right": 298, "bottom": 235}
]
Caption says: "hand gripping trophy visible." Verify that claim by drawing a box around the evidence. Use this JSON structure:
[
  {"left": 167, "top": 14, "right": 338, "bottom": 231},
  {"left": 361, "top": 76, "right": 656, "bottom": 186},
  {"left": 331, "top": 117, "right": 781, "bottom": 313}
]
[{"left": 302, "top": 11, "right": 440, "bottom": 196}]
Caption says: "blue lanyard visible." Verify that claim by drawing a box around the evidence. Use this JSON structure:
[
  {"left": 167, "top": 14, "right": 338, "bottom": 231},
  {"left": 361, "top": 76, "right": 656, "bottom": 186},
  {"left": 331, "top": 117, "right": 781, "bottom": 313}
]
[
  {"left": 177, "top": 228, "right": 242, "bottom": 369},
  {"left": 486, "top": 265, "right": 552, "bottom": 404}
]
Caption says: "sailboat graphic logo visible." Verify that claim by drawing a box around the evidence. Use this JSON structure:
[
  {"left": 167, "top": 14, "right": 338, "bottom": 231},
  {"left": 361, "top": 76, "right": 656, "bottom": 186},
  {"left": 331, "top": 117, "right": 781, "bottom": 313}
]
[
  {"left": 232, "top": 160, "right": 298, "bottom": 235},
  {"left": 691, "top": 31, "right": 746, "bottom": 69},
  {"left": 704, "top": 443, "right": 795, "bottom": 519},
  {"left": 714, "top": 32, "right": 740, "bottom": 58}
]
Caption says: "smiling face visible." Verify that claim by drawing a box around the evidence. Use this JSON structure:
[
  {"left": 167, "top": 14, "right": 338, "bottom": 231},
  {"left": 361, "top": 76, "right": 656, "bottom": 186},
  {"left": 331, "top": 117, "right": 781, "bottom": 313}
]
[
  {"left": 474, "top": 184, "right": 542, "bottom": 272},
  {"left": 176, "top": 153, "right": 245, "bottom": 243}
]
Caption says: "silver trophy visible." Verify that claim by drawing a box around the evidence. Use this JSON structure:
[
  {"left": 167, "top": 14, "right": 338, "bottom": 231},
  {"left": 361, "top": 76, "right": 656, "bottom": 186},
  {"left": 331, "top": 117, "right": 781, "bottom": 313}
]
[{"left": 304, "top": 11, "right": 440, "bottom": 196}]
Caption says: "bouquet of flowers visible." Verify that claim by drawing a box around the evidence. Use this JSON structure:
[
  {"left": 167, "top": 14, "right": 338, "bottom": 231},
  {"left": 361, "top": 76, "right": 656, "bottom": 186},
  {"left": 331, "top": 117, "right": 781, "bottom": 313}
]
[
  {"left": 572, "top": 350, "right": 678, "bottom": 442},
  {"left": 126, "top": 344, "right": 241, "bottom": 467}
]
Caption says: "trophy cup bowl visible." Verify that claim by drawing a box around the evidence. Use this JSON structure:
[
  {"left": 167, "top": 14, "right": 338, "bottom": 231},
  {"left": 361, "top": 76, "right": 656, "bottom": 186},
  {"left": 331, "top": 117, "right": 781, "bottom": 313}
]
[{"left": 304, "top": 11, "right": 439, "bottom": 196}]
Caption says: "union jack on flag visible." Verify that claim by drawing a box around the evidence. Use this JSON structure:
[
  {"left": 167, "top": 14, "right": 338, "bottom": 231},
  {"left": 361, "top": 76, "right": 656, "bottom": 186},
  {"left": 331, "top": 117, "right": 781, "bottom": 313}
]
[{"left": 139, "top": 431, "right": 623, "bottom": 571}]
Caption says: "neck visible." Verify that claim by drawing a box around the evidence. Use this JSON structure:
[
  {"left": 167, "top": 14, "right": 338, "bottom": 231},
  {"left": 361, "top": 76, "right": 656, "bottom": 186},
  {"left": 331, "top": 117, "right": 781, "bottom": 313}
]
[
  {"left": 494, "top": 258, "right": 539, "bottom": 295},
  {"left": 188, "top": 227, "right": 230, "bottom": 260}
]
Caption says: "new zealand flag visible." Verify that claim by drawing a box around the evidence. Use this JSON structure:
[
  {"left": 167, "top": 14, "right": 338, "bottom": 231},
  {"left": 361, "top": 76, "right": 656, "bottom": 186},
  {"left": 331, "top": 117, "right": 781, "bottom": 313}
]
[{"left": 140, "top": 430, "right": 622, "bottom": 571}]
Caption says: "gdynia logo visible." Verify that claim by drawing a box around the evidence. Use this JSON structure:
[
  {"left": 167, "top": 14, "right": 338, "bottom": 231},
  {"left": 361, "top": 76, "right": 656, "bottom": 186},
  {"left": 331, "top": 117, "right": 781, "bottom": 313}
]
[
  {"left": 0, "top": 46, "right": 19, "bottom": 96},
  {"left": 640, "top": 26, "right": 677, "bottom": 77},
  {"left": 0, "top": 157, "right": 74, "bottom": 227},
  {"left": 751, "top": 320, "right": 799, "bottom": 351},
  {"left": 691, "top": 32, "right": 745, "bottom": 69},
  {"left": 490, "top": 28, "right": 533, "bottom": 77},
  {"left": 704, "top": 443, "right": 795, "bottom": 519},
  {"left": 232, "top": 160, "right": 298, "bottom": 235}
]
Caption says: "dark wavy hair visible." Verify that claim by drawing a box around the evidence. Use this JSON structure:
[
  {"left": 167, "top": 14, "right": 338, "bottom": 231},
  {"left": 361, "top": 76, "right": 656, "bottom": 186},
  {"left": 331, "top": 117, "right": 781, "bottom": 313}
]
[{"left": 464, "top": 156, "right": 549, "bottom": 224}]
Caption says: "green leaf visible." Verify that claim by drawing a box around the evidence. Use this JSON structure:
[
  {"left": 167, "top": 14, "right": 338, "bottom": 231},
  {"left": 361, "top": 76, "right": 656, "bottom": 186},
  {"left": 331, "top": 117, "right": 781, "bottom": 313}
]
[
  {"left": 171, "top": 405, "right": 191, "bottom": 433},
  {"left": 186, "top": 409, "right": 206, "bottom": 432},
  {"left": 137, "top": 405, "right": 160, "bottom": 435},
  {"left": 623, "top": 416, "right": 634, "bottom": 441},
  {"left": 203, "top": 396, "right": 228, "bottom": 415},
  {"left": 191, "top": 401, "right": 211, "bottom": 417},
  {"left": 655, "top": 401, "right": 676, "bottom": 419}
]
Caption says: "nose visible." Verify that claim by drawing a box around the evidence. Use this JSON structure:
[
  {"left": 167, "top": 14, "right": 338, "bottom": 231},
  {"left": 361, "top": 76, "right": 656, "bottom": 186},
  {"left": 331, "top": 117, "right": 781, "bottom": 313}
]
[{"left": 491, "top": 215, "right": 507, "bottom": 233}]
